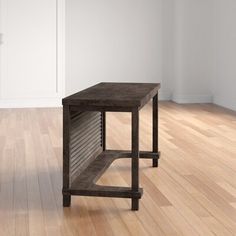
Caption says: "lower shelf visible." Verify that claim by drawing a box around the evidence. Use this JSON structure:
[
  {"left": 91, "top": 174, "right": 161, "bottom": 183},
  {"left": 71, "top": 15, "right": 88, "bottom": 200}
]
[{"left": 63, "top": 150, "right": 160, "bottom": 199}]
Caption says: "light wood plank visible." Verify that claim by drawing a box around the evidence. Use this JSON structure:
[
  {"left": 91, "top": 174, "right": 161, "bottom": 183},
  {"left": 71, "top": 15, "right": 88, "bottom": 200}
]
[{"left": 0, "top": 102, "right": 236, "bottom": 235}]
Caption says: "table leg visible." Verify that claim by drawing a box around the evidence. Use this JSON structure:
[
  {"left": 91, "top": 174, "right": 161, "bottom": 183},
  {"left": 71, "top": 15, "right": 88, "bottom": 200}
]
[
  {"left": 131, "top": 109, "right": 139, "bottom": 210},
  {"left": 152, "top": 93, "right": 159, "bottom": 167},
  {"left": 102, "top": 111, "right": 106, "bottom": 151},
  {"left": 63, "top": 105, "right": 71, "bottom": 207}
]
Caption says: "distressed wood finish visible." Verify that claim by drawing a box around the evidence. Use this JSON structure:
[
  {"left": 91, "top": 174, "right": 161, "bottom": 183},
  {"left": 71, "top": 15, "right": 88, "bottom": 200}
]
[
  {"left": 102, "top": 111, "right": 106, "bottom": 151},
  {"left": 67, "top": 151, "right": 143, "bottom": 198},
  {"left": 62, "top": 82, "right": 161, "bottom": 210},
  {"left": 63, "top": 105, "right": 71, "bottom": 207},
  {"left": 69, "top": 111, "right": 103, "bottom": 183},
  {"left": 131, "top": 109, "right": 140, "bottom": 210},
  {"left": 62, "top": 82, "right": 160, "bottom": 109},
  {"left": 153, "top": 94, "right": 160, "bottom": 167}
]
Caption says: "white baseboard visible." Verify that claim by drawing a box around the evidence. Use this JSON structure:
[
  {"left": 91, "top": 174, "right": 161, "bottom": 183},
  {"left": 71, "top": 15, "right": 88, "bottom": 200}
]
[
  {"left": 172, "top": 93, "right": 213, "bottom": 104},
  {"left": 213, "top": 98, "right": 236, "bottom": 111},
  {"left": 159, "top": 90, "right": 172, "bottom": 101},
  {"left": 0, "top": 97, "right": 62, "bottom": 108}
]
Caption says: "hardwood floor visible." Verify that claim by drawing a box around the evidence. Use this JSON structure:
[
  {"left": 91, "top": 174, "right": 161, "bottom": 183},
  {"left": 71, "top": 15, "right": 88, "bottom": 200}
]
[{"left": 0, "top": 102, "right": 236, "bottom": 236}]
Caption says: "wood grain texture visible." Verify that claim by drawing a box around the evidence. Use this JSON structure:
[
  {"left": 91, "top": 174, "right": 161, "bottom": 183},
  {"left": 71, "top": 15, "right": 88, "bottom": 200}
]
[
  {"left": 0, "top": 102, "right": 236, "bottom": 235},
  {"left": 63, "top": 83, "right": 160, "bottom": 210},
  {"left": 62, "top": 82, "right": 160, "bottom": 109}
]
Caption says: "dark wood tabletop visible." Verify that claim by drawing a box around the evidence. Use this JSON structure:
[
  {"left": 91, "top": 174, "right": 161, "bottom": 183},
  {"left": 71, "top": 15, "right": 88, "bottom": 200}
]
[{"left": 62, "top": 82, "right": 160, "bottom": 108}]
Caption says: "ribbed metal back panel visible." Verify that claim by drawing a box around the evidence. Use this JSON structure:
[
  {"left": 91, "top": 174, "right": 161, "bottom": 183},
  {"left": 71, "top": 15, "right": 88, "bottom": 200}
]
[{"left": 69, "top": 111, "right": 103, "bottom": 184}]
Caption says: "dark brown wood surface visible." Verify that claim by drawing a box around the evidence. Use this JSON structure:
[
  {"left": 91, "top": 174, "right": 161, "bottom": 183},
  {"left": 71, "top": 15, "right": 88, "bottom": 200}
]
[
  {"left": 62, "top": 82, "right": 160, "bottom": 210},
  {"left": 62, "top": 82, "right": 160, "bottom": 108},
  {"left": 131, "top": 108, "right": 140, "bottom": 210}
]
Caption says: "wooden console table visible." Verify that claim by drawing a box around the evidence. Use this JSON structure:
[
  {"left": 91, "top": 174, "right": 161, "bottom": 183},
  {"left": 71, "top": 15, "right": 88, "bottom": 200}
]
[{"left": 62, "top": 82, "right": 161, "bottom": 210}]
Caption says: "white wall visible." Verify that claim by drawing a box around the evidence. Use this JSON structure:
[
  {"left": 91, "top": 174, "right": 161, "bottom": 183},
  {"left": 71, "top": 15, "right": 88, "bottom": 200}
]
[
  {"left": 65, "top": 0, "right": 169, "bottom": 99},
  {"left": 0, "top": 0, "right": 235, "bottom": 109},
  {"left": 161, "top": 0, "right": 175, "bottom": 99},
  {"left": 171, "top": 0, "right": 217, "bottom": 103},
  {"left": 66, "top": 0, "right": 236, "bottom": 108},
  {"left": 212, "top": 0, "right": 236, "bottom": 110},
  {"left": 169, "top": 0, "right": 236, "bottom": 110}
]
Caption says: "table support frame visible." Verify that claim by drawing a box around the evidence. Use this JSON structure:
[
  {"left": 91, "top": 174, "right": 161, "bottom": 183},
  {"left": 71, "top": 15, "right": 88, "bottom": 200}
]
[{"left": 62, "top": 93, "right": 160, "bottom": 211}]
